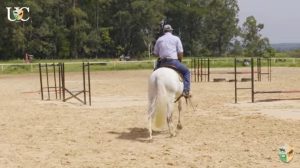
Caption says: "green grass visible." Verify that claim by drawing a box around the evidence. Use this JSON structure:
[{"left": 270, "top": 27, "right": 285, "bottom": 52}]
[
  {"left": 1, "top": 57, "right": 300, "bottom": 75},
  {"left": 1, "top": 64, "right": 33, "bottom": 74},
  {"left": 63, "top": 61, "right": 154, "bottom": 72},
  {"left": 188, "top": 57, "right": 300, "bottom": 68},
  {"left": 0, "top": 59, "right": 155, "bottom": 75}
]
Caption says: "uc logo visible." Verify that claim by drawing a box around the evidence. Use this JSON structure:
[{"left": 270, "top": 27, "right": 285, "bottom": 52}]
[{"left": 6, "top": 7, "right": 30, "bottom": 22}]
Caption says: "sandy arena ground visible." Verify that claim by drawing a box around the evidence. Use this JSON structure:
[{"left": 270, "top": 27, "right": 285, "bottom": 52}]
[{"left": 0, "top": 67, "right": 300, "bottom": 168}]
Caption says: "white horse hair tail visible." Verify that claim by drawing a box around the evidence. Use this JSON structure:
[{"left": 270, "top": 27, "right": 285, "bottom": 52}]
[{"left": 153, "top": 77, "right": 168, "bottom": 128}]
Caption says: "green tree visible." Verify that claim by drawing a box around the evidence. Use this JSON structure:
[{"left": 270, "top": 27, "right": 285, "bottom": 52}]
[
  {"left": 25, "top": 0, "right": 70, "bottom": 59},
  {"left": 165, "top": 0, "right": 207, "bottom": 56},
  {"left": 66, "top": 0, "right": 90, "bottom": 58},
  {"left": 0, "top": 0, "right": 273, "bottom": 60},
  {"left": 108, "top": 0, "right": 164, "bottom": 57},
  {"left": 0, "top": 1, "right": 28, "bottom": 59},
  {"left": 165, "top": 0, "right": 239, "bottom": 57},
  {"left": 241, "top": 16, "right": 273, "bottom": 57},
  {"left": 202, "top": 0, "right": 239, "bottom": 56}
]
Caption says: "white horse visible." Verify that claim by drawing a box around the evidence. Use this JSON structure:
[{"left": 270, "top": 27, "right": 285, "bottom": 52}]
[{"left": 148, "top": 67, "right": 184, "bottom": 139}]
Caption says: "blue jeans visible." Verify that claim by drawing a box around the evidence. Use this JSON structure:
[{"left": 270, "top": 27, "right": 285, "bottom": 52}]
[{"left": 157, "top": 59, "right": 190, "bottom": 92}]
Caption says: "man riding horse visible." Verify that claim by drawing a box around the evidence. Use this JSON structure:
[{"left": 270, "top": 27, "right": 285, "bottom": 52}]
[{"left": 153, "top": 24, "right": 191, "bottom": 98}]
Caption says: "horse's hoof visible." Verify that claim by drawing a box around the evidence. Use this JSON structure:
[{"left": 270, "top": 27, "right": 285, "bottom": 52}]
[
  {"left": 148, "top": 136, "right": 153, "bottom": 142},
  {"left": 177, "top": 123, "right": 183, "bottom": 130},
  {"left": 170, "top": 132, "right": 176, "bottom": 137}
]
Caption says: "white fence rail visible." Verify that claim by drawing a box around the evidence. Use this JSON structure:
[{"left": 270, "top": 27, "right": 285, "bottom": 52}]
[
  {"left": 0, "top": 60, "right": 157, "bottom": 73},
  {"left": 1, "top": 58, "right": 300, "bottom": 73}
]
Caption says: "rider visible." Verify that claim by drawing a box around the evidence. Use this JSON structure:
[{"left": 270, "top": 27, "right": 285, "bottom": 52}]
[{"left": 153, "top": 24, "right": 191, "bottom": 98}]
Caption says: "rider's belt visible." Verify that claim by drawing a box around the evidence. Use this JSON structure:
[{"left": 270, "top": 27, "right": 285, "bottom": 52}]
[{"left": 160, "top": 58, "right": 177, "bottom": 63}]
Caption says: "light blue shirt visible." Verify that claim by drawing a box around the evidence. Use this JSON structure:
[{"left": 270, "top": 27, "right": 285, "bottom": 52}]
[{"left": 153, "top": 32, "right": 183, "bottom": 59}]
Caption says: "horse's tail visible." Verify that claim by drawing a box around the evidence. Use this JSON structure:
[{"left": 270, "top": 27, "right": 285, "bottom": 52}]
[{"left": 153, "top": 77, "right": 168, "bottom": 128}]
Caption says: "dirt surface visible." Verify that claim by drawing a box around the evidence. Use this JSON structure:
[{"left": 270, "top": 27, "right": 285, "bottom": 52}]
[{"left": 0, "top": 67, "right": 299, "bottom": 168}]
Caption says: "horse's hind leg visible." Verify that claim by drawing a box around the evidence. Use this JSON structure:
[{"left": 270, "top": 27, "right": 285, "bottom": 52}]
[
  {"left": 167, "top": 115, "right": 176, "bottom": 137},
  {"left": 148, "top": 99, "right": 154, "bottom": 140},
  {"left": 149, "top": 117, "right": 153, "bottom": 140},
  {"left": 167, "top": 102, "right": 176, "bottom": 137},
  {"left": 148, "top": 93, "right": 155, "bottom": 140},
  {"left": 177, "top": 99, "right": 183, "bottom": 130},
  {"left": 148, "top": 103, "right": 154, "bottom": 140}
]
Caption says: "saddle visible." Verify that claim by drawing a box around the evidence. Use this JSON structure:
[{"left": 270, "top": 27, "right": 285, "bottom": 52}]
[
  {"left": 158, "top": 65, "right": 183, "bottom": 82},
  {"left": 156, "top": 65, "right": 191, "bottom": 102},
  {"left": 155, "top": 59, "right": 191, "bottom": 100}
]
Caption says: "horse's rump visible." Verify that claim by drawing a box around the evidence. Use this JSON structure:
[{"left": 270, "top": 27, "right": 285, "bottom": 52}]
[{"left": 148, "top": 67, "right": 183, "bottom": 128}]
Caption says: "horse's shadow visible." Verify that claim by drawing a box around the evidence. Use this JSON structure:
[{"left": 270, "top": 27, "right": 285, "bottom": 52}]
[{"left": 108, "top": 127, "right": 161, "bottom": 142}]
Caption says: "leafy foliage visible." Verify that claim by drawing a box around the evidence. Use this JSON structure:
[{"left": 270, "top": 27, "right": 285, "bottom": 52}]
[
  {"left": 0, "top": 0, "right": 273, "bottom": 60},
  {"left": 240, "top": 16, "right": 274, "bottom": 57}
]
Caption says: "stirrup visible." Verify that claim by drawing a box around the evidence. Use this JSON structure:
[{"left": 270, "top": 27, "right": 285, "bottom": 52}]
[
  {"left": 174, "top": 91, "right": 192, "bottom": 103},
  {"left": 182, "top": 91, "right": 191, "bottom": 99}
]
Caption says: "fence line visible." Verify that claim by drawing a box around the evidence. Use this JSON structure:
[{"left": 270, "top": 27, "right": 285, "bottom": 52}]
[
  {"left": 0, "top": 60, "right": 157, "bottom": 73},
  {"left": 1, "top": 58, "right": 300, "bottom": 73}
]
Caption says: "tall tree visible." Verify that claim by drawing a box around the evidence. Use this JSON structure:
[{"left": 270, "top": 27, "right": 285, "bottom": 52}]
[
  {"left": 66, "top": 0, "right": 90, "bottom": 58},
  {"left": 203, "top": 0, "right": 239, "bottom": 56},
  {"left": 241, "top": 16, "right": 273, "bottom": 57},
  {"left": 165, "top": 0, "right": 207, "bottom": 56},
  {"left": 108, "top": 0, "right": 164, "bottom": 57},
  {"left": 0, "top": 0, "right": 273, "bottom": 60},
  {"left": 0, "top": 1, "right": 28, "bottom": 59}
]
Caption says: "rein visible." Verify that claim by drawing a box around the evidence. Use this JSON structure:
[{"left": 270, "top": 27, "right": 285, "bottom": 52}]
[
  {"left": 174, "top": 94, "right": 196, "bottom": 112},
  {"left": 174, "top": 94, "right": 183, "bottom": 103}
]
